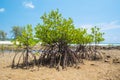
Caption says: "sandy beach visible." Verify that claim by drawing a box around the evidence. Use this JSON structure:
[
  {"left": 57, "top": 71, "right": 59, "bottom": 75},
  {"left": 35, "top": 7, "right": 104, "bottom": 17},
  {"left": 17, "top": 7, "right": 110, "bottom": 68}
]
[{"left": 0, "top": 49, "right": 120, "bottom": 80}]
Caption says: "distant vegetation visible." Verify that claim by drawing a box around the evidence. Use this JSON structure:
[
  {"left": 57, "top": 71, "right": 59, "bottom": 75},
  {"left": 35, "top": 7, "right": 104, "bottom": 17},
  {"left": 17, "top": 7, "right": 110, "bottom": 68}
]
[
  {"left": 11, "top": 26, "right": 23, "bottom": 40},
  {"left": 0, "top": 30, "right": 7, "bottom": 41}
]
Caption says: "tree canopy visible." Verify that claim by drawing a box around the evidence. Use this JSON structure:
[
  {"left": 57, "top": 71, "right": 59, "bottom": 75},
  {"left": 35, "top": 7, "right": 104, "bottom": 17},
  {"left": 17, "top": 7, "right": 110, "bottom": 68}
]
[
  {"left": 14, "top": 24, "right": 37, "bottom": 48},
  {"left": 35, "top": 10, "right": 75, "bottom": 45},
  {"left": 11, "top": 26, "right": 23, "bottom": 39},
  {"left": 35, "top": 10, "right": 104, "bottom": 46}
]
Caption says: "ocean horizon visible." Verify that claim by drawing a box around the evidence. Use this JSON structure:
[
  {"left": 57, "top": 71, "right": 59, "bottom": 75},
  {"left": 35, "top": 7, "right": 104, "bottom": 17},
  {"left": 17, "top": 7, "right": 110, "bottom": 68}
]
[
  {"left": 0, "top": 41, "right": 120, "bottom": 46},
  {"left": 90, "top": 43, "right": 120, "bottom": 46}
]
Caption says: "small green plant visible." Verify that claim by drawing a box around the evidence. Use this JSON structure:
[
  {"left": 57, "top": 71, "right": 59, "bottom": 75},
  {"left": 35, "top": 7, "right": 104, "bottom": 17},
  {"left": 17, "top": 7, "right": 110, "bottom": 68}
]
[
  {"left": 91, "top": 26, "right": 104, "bottom": 47},
  {"left": 12, "top": 24, "right": 38, "bottom": 69}
]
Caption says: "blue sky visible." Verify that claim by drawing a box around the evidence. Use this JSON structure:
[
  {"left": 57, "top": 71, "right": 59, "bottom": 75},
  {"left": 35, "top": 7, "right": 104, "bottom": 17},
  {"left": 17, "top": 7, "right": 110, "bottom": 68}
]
[{"left": 0, "top": 0, "right": 120, "bottom": 43}]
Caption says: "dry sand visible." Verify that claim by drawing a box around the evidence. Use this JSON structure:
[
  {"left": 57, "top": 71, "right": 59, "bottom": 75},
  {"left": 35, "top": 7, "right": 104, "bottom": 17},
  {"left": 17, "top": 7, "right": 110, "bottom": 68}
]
[{"left": 0, "top": 49, "right": 120, "bottom": 80}]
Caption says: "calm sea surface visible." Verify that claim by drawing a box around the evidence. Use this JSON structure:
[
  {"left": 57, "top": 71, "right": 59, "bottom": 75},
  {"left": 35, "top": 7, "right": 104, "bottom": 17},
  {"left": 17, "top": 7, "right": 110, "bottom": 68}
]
[{"left": 94, "top": 43, "right": 120, "bottom": 46}]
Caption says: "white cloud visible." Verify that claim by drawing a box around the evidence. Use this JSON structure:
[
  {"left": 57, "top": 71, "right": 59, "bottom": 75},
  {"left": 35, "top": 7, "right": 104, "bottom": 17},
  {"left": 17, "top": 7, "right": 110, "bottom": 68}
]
[
  {"left": 99, "top": 21, "right": 120, "bottom": 31},
  {"left": 23, "top": 2, "right": 35, "bottom": 9},
  {"left": 0, "top": 8, "right": 5, "bottom": 12},
  {"left": 78, "top": 21, "right": 120, "bottom": 43},
  {"left": 79, "top": 21, "right": 120, "bottom": 31}
]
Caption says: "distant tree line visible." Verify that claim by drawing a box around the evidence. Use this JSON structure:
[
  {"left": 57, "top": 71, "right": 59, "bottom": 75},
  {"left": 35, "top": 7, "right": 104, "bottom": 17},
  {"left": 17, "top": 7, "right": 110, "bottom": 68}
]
[
  {"left": 0, "top": 30, "right": 7, "bottom": 41},
  {"left": 0, "top": 26, "right": 23, "bottom": 41}
]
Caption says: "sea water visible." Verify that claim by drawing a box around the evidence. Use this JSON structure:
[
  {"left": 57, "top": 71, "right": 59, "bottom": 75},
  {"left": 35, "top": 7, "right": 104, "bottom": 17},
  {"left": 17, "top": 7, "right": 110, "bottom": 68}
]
[{"left": 93, "top": 43, "right": 120, "bottom": 47}]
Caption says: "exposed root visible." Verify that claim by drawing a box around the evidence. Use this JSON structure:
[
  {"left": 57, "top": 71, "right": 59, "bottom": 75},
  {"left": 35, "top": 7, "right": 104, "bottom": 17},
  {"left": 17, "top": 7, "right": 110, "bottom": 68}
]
[
  {"left": 76, "top": 45, "right": 103, "bottom": 60},
  {"left": 38, "top": 43, "right": 82, "bottom": 70}
]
